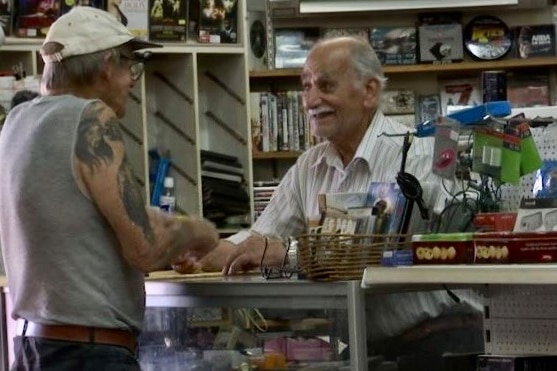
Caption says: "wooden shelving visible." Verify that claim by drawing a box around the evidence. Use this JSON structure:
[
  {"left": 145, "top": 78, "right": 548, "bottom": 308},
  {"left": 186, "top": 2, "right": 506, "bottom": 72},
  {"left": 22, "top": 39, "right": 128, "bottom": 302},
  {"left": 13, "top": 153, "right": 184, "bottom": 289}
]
[
  {"left": 249, "top": 57, "right": 557, "bottom": 80},
  {"left": 252, "top": 151, "right": 303, "bottom": 160}
]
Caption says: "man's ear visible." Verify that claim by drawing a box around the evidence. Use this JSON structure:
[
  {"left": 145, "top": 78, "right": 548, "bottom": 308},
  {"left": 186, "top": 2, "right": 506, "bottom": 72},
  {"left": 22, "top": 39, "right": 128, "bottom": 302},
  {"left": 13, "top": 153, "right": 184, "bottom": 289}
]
[
  {"left": 363, "top": 78, "right": 380, "bottom": 110},
  {"left": 101, "top": 52, "right": 115, "bottom": 81}
]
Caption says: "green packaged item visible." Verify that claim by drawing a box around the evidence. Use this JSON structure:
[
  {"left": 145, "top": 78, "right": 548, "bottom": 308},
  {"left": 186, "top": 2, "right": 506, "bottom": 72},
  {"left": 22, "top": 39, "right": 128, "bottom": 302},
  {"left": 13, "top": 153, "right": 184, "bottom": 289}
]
[
  {"left": 473, "top": 127, "right": 521, "bottom": 184},
  {"left": 507, "top": 117, "right": 543, "bottom": 177}
]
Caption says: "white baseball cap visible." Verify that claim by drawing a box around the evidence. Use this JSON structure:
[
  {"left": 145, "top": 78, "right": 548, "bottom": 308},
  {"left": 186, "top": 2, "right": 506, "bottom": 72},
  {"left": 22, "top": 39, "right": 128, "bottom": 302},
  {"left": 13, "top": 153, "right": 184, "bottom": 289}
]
[{"left": 40, "top": 6, "right": 161, "bottom": 63}]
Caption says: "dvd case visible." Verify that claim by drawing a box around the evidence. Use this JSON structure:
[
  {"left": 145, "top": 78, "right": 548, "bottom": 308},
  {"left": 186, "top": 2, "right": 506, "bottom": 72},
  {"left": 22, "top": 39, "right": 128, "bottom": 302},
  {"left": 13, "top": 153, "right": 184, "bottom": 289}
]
[
  {"left": 120, "top": 0, "right": 148, "bottom": 39},
  {"left": 198, "top": 0, "right": 237, "bottom": 43},
  {"left": 148, "top": 0, "right": 187, "bottom": 41},
  {"left": 16, "top": 0, "right": 60, "bottom": 37},
  {"left": 370, "top": 27, "right": 417, "bottom": 65}
]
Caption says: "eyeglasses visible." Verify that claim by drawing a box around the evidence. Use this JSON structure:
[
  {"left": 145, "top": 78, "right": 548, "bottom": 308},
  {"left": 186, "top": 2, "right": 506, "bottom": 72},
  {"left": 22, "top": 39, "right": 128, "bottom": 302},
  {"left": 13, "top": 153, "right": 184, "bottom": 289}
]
[
  {"left": 259, "top": 236, "right": 301, "bottom": 280},
  {"left": 120, "top": 55, "right": 144, "bottom": 81}
]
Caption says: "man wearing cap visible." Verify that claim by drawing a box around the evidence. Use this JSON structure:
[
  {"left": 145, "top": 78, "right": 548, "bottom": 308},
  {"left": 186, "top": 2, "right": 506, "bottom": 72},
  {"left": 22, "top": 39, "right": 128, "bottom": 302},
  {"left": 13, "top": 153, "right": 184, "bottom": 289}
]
[{"left": 0, "top": 6, "right": 220, "bottom": 370}]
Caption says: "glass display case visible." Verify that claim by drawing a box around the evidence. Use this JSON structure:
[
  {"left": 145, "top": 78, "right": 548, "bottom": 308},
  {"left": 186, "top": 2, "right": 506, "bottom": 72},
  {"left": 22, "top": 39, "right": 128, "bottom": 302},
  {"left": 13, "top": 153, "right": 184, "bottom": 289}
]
[
  {"left": 0, "top": 275, "right": 367, "bottom": 370},
  {"left": 141, "top": 275, "right": 367, "bottom": 370}
]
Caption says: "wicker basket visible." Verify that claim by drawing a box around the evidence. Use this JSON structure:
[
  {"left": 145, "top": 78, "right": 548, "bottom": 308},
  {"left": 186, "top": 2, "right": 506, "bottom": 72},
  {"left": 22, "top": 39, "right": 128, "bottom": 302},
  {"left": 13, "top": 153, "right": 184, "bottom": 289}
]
[{"left": 296, "top": 233, "right": 411, "bottom": 281}]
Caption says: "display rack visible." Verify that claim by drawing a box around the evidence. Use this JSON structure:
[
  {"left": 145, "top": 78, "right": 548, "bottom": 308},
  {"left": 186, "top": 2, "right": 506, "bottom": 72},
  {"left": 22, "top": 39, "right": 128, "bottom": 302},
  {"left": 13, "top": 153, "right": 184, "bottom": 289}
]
[
  {"left": 0, "top": 275, "right": 367, "bottom": 370},
  {"left": 361, "top": 264, "right": 557, "bottom": 288},
  {"left": 362, "top": 264, "right": 557, "bottom": 356},
  {"left": 144, "top": 276, "right": 367, "bottom": 370}
]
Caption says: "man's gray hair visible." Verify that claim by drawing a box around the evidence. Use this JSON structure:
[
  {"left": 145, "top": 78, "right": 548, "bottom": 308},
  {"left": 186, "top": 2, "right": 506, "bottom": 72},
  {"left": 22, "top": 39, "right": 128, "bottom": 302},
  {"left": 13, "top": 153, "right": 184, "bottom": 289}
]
[
  {"left": 41, "top": 42, "right": 120, "bottom": 94},
  {"left": 348, "top": 38, "right": 388, "bottom": 90}
]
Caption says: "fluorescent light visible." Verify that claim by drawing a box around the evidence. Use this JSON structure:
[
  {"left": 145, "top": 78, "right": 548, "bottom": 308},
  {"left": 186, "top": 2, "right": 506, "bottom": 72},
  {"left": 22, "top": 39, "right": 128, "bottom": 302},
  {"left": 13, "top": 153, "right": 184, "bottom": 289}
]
[{"left": 299, "top": 0, "right": 519, "bottom": 13}]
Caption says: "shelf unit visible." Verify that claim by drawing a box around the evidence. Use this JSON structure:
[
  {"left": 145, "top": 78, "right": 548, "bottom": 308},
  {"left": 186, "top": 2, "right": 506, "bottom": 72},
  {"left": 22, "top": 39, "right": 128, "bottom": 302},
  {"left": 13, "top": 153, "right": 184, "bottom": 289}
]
[
  {"left": 250, "top": 57, "right": 557, "bottom": 80},
  {"left": 361, "top": 264, "right": 557, "bottom": 289},
  {"left": 0, "top": 1, "right": 255, "bottom": 230},
  {"left": 362, "top": 264, "right": 557, "bottom": 356},
  {"left": 247, "top": 3, "right": 557, "bottom": 174},
  {"left": 249, "top": 57, "right": 557, "bottom": 167}
]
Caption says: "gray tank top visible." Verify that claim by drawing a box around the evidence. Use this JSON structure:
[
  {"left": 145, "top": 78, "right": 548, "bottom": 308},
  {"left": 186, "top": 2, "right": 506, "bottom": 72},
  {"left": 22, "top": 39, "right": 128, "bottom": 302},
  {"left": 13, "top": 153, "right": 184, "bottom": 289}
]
[{"left": 0, "top": 95, "right": 144, "bottom": 333}]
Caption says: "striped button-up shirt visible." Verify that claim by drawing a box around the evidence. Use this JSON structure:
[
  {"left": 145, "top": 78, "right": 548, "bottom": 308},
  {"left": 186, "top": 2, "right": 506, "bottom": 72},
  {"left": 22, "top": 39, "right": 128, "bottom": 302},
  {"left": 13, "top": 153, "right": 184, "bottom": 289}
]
[
  {"left": 228, "top": 110, "right": 482, "bottom": 339},
  {"left": 244, "top": 110, "right": 443, "bottom": 239}
]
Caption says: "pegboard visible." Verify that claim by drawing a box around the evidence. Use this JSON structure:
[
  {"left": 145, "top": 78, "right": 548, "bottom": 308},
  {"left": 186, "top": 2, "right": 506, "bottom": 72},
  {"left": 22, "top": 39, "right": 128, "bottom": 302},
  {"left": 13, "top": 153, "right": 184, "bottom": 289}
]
[
  {"left": 484, "top": 284, "right": 557, "bottom": 355},
  {"left": 499, "top": 125, "right": 557, "bottom": 211},
  {"left": 485, "top": 285, "right": 557, "bottom": 319},
  {"left": 484, "top": 318, "right": 557, "bottom": 355}
]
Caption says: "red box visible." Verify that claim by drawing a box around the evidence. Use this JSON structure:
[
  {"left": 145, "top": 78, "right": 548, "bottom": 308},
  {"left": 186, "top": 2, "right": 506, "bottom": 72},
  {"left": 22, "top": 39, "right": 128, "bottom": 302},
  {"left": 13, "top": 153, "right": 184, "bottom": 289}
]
[
  {"left": 474, "top": 231, "right": 557, "bottom": 264},
  {"left": 474, "top": 212, "right": 517, "bottom": 232},
  {"left": 412, "top": 233, "right": 475, "bottom": 264}
]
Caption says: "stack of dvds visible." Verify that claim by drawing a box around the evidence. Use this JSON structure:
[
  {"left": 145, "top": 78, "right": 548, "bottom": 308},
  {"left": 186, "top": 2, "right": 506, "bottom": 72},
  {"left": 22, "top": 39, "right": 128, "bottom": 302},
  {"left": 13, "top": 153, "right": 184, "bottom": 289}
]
[
  {"left": 253, "top": 180, "right": 279, "bottom": 221},
  {"left": 201, "top": 150, "right": 249, "bottom": 225}
]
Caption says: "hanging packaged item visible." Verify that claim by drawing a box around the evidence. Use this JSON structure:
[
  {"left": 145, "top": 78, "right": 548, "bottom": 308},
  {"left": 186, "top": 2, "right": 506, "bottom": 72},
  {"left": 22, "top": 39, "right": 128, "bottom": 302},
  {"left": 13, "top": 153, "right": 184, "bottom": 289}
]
[
  {"left": 472, "top": 127, "right": 521, "bottom": 184},
  {"left": 533, "top": 160, "right": 557, "bottom": 199},
  {"left": 432, "top": 116, "right": 460, "bottom": 180},
  {"left": 506, "top": 116, "right": 542, "bottom": 177}
]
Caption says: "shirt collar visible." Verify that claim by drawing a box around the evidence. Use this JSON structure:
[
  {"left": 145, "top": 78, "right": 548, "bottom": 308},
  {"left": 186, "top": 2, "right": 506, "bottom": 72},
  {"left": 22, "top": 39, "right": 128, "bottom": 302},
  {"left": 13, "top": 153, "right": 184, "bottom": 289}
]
[{"left": 309, "top": 111, "right": 386, "bottom": 171}]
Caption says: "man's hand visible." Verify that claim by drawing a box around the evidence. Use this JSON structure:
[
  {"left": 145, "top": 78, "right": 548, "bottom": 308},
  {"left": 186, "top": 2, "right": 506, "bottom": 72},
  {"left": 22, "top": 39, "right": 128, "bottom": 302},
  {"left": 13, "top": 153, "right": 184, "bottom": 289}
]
[
  {"left": 169, "top": 216, "right": 219, "bottom": 274},
  {"left": 176, "top": 216, "right": 220, "bottom": 259},
  {"left": 171, "top": 254, "right": 202, "bottom": 274},
  {"left": 222, "top": 235, "right": 286, "bottom": 275}
]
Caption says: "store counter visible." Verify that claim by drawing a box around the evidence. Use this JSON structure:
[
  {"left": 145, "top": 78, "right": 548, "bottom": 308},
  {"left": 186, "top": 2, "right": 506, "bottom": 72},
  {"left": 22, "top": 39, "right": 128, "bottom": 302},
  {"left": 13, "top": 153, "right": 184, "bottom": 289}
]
[
  {"left": 144, "top": 271, "right": 367, "bottom": 370},
  {"left": 0, "top": 272, "right": 368, "bottom": 370}
]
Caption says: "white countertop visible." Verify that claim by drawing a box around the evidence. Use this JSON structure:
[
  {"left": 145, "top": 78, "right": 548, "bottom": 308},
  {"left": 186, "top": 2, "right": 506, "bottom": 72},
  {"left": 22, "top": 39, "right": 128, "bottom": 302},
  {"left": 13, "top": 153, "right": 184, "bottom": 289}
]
[{"left": 361, "top": 264, "right": 557, "bottom": 289}]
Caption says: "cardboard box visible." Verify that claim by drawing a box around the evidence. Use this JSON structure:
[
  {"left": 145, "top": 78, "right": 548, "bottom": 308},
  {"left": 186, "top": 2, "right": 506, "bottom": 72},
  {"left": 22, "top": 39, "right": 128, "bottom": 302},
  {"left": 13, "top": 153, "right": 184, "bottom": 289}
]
[
  {"left": 474, "top": 212, "right": 517, "bottom": 232},
  {"left": 474, "top": 231, "right": 557, "bottom": 264},
  {"left": 412, "top": 233, "right": 474, "bottom": 264},
  {"left": 514, "top": 198, "right": 557, "bottom": 232},
  {"left": 514, "top": 24, "right": 556, "bottom": 59},
  {"left": 418, "top": 23, "right": 463, "bottom": 63}
]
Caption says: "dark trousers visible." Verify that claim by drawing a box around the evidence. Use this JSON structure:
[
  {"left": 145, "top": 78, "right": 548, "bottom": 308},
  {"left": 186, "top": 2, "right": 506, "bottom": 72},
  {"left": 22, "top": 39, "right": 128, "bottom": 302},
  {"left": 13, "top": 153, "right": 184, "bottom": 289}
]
[{"left": 11, "top": 336, "right": 140, "bottom": 371}]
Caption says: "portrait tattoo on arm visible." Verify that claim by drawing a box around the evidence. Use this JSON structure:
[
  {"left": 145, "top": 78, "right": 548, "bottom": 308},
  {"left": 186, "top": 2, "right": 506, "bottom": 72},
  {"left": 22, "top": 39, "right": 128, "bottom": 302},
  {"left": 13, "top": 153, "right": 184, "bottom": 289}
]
[{"left": 75, "top": 102, "right": 155, "bottom": 245}]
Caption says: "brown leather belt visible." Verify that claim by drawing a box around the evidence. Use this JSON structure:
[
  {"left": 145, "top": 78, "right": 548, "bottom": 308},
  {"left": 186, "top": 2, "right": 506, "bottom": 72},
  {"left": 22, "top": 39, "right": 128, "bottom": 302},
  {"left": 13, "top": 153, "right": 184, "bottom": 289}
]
[{"left": 16, "top": 320, "right": 137, "bottom": 353}]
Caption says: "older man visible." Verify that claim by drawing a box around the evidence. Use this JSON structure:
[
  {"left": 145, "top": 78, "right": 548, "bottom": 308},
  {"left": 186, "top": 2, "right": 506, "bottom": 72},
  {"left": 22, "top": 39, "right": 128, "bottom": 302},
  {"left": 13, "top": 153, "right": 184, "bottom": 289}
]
[
  {"left": 0, "top": 7, "right": 219, "bottom": 370},
  {"left": 175, "top": 36, "right": 483, "bottom": 370}
]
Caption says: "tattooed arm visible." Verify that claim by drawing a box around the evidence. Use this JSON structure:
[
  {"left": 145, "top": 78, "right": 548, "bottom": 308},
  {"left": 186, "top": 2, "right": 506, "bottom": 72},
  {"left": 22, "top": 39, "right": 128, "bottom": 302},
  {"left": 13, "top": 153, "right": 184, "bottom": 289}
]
[{"left": 73, "top": 101, "right": 219, "bottom": 272}]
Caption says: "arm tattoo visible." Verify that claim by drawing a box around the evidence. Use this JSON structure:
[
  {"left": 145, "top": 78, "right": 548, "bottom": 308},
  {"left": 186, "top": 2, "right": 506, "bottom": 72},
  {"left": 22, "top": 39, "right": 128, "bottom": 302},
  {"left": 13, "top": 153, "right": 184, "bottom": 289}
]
[
  {"left": 75, "top": 104, "right": 122, "bottom": 172},
  {"left": 75, "top": 102, "right": 155, "bottom": 245},
  {"left": 118, "top": 157, "right": 155, "bottom": 245}
]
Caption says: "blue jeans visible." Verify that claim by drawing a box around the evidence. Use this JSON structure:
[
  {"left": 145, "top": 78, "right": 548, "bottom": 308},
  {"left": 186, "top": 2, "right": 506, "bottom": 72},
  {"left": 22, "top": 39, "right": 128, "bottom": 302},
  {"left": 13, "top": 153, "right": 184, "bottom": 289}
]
[{"left": 11, "top": 336, "right": 140, "bottom": 371}]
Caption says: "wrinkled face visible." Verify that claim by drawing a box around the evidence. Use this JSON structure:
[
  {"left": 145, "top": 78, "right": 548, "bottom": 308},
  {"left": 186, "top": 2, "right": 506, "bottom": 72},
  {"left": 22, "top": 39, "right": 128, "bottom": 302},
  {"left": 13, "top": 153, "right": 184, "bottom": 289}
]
[
  {"left": 102, "top": 47, "right": 138, "bottom": 118},
  {"left": 301, "top": 45, "right": 378, "bottom": 141}
]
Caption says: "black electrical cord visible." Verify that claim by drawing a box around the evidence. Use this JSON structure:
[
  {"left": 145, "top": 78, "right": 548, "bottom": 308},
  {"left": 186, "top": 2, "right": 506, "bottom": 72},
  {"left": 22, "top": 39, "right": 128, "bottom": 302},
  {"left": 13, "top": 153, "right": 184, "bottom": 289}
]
[{"left": 396, "top": 132, "right": 430, "bottom": 235}]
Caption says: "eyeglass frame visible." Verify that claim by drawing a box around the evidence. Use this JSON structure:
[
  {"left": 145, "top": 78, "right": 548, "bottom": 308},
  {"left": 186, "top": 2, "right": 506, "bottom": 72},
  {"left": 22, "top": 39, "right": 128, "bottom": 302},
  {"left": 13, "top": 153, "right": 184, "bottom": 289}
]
[
  {"left": 259, "top": 236, "right": 301, "bottom": 280},
  {"left": 119, "top": 54, "right": 145, "bottom": 82}
]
